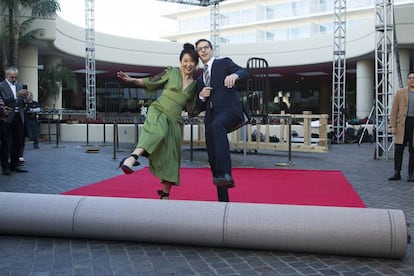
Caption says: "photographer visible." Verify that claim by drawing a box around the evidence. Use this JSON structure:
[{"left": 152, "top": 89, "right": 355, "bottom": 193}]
[
  {"left": 0, "top": 97, "right": 10, "bottom": 175},
  {"left": 0, "top": 66, "right": 29, "bottom": 173}
]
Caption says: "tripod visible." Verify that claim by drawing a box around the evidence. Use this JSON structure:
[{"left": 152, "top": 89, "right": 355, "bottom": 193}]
[{"left": 358, "top": 103, "right": 375, "bottom": 146}]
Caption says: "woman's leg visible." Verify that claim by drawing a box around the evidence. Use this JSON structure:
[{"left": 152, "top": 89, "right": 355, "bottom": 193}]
[
  {"left": 119, "top": 147, "right": 147, "bottom": 174},
  {"left": 122, "top": 147, "right": 145, "bottom": 168},
  {"left": 158, "top": 181, "right": 172, "bottom": 199}
]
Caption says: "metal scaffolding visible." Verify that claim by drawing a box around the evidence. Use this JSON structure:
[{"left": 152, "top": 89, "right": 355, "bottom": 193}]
[
  {"left": 158, "top": 0, "right": 224, "bottom": 55},
  {"left": 81, "top": 0, "right": 224, "bottom": 120},
  {"left": 210, "top": 1, "right": 220, "bottom": 57},
  {"left": 85, "top": 0, "right": 96, "bottom": 120},
  {"left": 374, "top": 0, "right": 394, "bottom": 160},
  {"left": 331, "top": 0, "right": 347, "bottom": 144}
]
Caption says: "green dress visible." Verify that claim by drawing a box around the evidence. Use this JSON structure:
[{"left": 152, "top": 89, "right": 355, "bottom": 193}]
[{"left": 139, "top": 66, "right": 199, "bottom": 185}]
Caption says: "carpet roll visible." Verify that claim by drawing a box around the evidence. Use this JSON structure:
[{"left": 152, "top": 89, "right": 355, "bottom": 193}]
[
  {"left": 225, "top": 203, "right": 408, "bottom": 258},
  {"left": 0, "top": 192, "right": 408, "bottom": 259}
]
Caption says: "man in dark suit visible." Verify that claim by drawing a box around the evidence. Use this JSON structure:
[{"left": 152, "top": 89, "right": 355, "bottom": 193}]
[
  {"left": 195, "top": 39, "right": 248, "bottom": 202},
  {"left": 0, "top": 96, "right": 10, "bottom": 175},
  {"left": 388, "top": 71, "right": 414, "bottom": 181},
  {"left": 0, "top": 66, "right": 29, "bottom": 173}
]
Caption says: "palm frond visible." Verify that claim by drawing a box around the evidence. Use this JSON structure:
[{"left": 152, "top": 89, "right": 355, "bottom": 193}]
[
  {"left": 38, "top": 63, "right": 78, "bottom": 102},
  {"left": 0, "top": 0, "right": 60, "bottom": 66},
  {"left": 30, "top": 0, "right": 60, "bottom": 17}
]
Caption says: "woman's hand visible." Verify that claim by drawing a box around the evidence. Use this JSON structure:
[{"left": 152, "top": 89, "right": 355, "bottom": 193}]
[
  {"left": 117, "top": 71, "right": 131, "bottom": 83},
  {"left": 117, "top": 71, "right": 145, "bottom": 87}
]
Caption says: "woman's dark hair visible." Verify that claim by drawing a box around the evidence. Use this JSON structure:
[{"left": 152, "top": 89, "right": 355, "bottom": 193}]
[{"left": 180, "top": 43, "right": 198, "bottom": 63}]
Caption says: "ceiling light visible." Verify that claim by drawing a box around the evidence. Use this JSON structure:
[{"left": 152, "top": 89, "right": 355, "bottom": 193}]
[
  {"left": 72, "top": 69, "right": 108, "bottom": 74},
  {"left": 297, "top": 72, "right": 329, "bottom": 76},
  {"left": 252, "top": 73, "right": 282, "bottom": 77}
]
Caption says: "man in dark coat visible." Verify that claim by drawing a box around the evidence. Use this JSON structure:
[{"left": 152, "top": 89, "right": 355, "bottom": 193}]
[
  {"left": 0, "top": 66, "right": 29, "bottom": 173},
  {"left": 388, "top": 71, "right": 414, "bottom": 181},
  {"left": 195, "top": 39, "right": 248, "bottom": 202}
]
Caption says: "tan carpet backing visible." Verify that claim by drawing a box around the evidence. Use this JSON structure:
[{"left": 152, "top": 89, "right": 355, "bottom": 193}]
[{"left": 0, "top": 192, "right": 408, "bottom": 259}]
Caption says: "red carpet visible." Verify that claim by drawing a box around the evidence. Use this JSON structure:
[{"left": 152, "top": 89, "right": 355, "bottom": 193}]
[{"left": 63, "top": 167, "right": 366, "bottom": 208}]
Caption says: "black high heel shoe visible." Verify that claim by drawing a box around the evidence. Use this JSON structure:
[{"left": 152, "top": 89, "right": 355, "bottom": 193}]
[
  {"left": 157, "top": 190, "right": 170, "bottom": 199},
  {"left": 119, "top": 154, "right": 140, "bottom": 174}
]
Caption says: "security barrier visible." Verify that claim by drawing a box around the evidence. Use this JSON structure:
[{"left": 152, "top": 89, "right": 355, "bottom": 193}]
[
  {"left": 38, "top": 110, "right": 329, "bottom": 153},
  {"left": 184, "top": 112, "right": 329, "bottom": 153}
]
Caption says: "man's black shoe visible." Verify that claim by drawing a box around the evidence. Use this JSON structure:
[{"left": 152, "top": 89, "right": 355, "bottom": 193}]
[
  {"left": 2, "top": 168, "right": 11, "bottom": 175},
  {"left": 10, "top": 167, "right": 28, "bottom": 173},
  {"left": 213, "top": 174, "right": 235, "bottom": 188},
  {"left": 388, "top": 173, "right": 401, "bottom": 181},
  {"left": 408, "top": 176, "right": 414, "bottom": 182}
]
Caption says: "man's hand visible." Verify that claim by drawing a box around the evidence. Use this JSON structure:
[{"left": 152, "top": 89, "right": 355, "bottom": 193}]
[
  {"left": 199, "top": 86, "right": 212, "bottom": 100},
  {"left": 224, "top": 73, "right": 239, "bottom": 88},
  {"left": 17, "top": 89, "right": 29, "bottom": 97},
  {"left": 2, "top": 106, "right": 11, "bottom": 116}
]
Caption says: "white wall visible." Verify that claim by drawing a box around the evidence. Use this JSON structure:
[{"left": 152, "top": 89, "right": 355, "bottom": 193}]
[
  {"left": 44, "top": 3, "right": 414, "bottom": 69},
  {"left": 39, "top": 123, "right": 373, "bottom": 144}
]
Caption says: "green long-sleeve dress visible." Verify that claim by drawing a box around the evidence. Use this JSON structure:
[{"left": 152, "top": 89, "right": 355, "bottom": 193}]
[{"left": 139, "top": 66, "right": 199, "bottom": 185}]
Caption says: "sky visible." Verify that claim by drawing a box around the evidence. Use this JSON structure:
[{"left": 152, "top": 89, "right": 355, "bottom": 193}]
[{"left": 57, "top": 0, "right": 178, "bottom": 41}]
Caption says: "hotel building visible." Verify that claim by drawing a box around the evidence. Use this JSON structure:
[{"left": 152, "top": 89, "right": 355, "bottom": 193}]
[{"left": 4, "top": 0, "right": 414, "bottom": 120}]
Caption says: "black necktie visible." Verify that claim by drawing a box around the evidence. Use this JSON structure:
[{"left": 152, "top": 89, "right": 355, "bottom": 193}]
[{"left": 204, "top": 64, "right": 210, "bottom": 86}]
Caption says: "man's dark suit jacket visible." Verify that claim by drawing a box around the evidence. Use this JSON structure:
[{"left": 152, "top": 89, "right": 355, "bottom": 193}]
[
  {"left": 196, "top": 57, "right": 248, "bottom": 131},
  {"left": 0, "top": 81, "right": 25, "bottom": 124}
]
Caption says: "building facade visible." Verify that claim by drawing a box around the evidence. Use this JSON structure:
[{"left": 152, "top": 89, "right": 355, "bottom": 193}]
[
  {"left": 3, "top": 0, "right": 414, "bottom": 120},
  {"left": 162, "top": 0, "right": 414, "bottom": 119}
]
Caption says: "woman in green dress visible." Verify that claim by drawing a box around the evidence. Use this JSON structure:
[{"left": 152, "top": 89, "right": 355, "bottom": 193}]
[{"left": 116, "top": 43, "right": 200, "bottom": 199}]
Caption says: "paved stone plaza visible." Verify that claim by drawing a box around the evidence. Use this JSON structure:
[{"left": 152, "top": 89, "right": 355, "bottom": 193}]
[{"left": 0, "top": 140, "right": 413, "bottom": 275}]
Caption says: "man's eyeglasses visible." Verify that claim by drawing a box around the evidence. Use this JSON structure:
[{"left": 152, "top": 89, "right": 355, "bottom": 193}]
[{"left": 196, "top": 45, "right": 210, "bottom": 52}]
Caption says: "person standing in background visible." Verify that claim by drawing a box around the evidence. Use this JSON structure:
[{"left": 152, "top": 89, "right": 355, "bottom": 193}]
[
  {"left": 0, "top": 66, "right": 29, "bottom": 173},
  {"left": 388, "top": 71, "right": 414, "bottom": 182},
  {"left": 26, "top": 92, "right": 41, "bottom": 149},
  {"left": 0, "top": 96, "right": 10, "bottom": 175}
]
